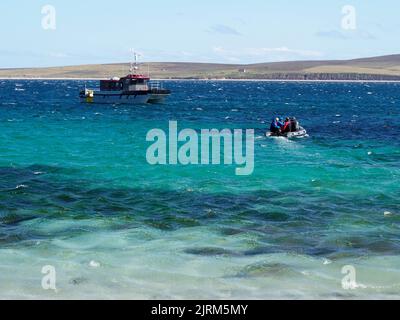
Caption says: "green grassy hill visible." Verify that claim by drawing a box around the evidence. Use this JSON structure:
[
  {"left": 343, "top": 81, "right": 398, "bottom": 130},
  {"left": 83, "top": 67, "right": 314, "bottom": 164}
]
[{"left": 1, "top": 54, "right": 400, "bottom": 80}]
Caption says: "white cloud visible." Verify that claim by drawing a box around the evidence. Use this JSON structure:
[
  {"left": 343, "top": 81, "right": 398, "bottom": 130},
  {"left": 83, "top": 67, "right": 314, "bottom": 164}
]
[
  {"left": 315, "top": 29, "right": 376, "bottom": 40},
  {"left": 207, "top": 24, "right": 242, "bottom": 36},
  {"left": 48, "top": 52, "right": 69, "bottom": 58}
]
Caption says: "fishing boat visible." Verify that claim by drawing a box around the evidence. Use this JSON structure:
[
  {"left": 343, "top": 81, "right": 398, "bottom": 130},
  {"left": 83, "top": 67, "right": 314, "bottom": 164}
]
[{"left": 80, "top": 52, "right": 171, "bottom": 105}]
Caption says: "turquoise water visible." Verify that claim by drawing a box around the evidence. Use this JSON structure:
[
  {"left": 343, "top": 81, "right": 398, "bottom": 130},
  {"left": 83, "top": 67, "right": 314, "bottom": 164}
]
[{"left": 0, "top": 80, "right": 399, "bottom": 299}]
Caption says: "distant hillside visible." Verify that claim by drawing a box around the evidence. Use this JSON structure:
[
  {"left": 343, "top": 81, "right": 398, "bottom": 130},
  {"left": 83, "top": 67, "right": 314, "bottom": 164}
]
[{"left": 1, "top": 54, "right": 400, "bottom": 80}]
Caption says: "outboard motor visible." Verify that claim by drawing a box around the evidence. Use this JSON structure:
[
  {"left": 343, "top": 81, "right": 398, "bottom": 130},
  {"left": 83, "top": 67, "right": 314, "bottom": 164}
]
[{"left": 290, "top": 117, "right": 300, "bottom": 132}]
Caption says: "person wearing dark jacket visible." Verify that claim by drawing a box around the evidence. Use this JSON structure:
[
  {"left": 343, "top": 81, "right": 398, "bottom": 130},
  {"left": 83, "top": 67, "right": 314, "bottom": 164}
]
[{"left": 270, "top": 118, "right": 284, "bottom": 133}]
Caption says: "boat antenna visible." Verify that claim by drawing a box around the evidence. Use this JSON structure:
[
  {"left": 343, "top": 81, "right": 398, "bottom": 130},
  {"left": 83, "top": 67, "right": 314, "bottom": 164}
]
[
  {"left": 129, "top": 49, "right": 134, "bottom": 73},
  {"left": 129, "top": 49, "right": 141, "bottom": 74}
]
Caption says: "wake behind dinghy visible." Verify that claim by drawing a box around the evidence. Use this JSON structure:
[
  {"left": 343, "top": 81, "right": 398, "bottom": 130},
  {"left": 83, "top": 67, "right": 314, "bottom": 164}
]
[{"left": 267, "top": 117, "right": 308, "bottom": 139}]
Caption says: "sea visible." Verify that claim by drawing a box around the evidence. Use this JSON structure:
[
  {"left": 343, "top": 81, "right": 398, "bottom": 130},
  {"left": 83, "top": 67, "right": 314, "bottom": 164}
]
[{"left": 0, "top": 79, "right": 399, "bottom": 299}]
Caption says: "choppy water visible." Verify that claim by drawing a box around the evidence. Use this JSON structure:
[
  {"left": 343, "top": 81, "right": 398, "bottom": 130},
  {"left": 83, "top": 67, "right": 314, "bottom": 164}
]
[{"left": 0, "top": 80, "right": 399, "bottom": 299}]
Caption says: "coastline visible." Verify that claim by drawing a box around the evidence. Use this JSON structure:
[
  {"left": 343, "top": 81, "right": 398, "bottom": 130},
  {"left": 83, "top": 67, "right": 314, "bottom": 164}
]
[{"left": 1, "top": 77, "right": 400, "bottom": 83}]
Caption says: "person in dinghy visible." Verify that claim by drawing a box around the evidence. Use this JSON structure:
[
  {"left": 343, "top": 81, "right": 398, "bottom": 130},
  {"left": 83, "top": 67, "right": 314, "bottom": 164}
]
[{"left": 267, "top": 116, "right": 308, "bottom": 139}]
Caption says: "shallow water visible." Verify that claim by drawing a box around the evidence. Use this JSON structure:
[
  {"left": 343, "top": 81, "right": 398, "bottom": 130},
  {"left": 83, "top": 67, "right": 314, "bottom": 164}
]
[{"left": 0, "top": 80, "right": 399, "bottom": 299}]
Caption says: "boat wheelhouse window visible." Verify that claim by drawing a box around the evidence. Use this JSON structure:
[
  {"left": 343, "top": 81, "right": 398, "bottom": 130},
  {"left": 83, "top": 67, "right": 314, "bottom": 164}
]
[
  {"left": 100, "top": 80, "right": 122, "bottom": 91},
  {"left": 125, "top": 79, "right": 136, "bottom": 85}
]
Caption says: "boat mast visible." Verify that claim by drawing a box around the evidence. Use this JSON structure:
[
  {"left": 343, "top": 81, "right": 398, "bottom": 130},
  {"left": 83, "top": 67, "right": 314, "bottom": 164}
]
[{"left": 129, "top": 49, "right": 140, "bottom": 74}]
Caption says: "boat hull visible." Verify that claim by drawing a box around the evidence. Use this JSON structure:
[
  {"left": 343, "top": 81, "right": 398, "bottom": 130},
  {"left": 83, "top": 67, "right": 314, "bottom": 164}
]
[
  {"left": 267, "top": 127, "right": 308, "bottom": 139},
  {"left": 147, "top": 93, "right": 170, "bottom": 104},
  {"left": 80, "top": 92, "right": 149, "bottom": 105},
  {"left": 147, "top": 88, "right": 171, "bottom": 104}
]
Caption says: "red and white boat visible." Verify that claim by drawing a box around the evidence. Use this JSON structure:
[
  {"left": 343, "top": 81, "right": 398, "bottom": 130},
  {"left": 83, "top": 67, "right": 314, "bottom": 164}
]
[{"left": 80, "top": 53, "right": 171, "bottom": 105}]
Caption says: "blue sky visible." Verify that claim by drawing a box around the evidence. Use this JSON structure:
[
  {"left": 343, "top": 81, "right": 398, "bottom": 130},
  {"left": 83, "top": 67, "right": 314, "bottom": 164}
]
[{"left": 0, "top": 0, "right": 399, "bottom": 67}]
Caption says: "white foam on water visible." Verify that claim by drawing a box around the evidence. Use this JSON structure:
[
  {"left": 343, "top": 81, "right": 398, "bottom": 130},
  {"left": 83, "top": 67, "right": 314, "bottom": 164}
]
[
  {"left": 270, "top": 137, "right": 303, "bottom": 152},
  {"left": 89, "top": 261, "right": 101, "bottom": 268},
  {"left": 15, "top": 184, "right": 28, "bottom": 189},
  {"left": 2, "top": 229, "right": 400, "bottom": 300}
]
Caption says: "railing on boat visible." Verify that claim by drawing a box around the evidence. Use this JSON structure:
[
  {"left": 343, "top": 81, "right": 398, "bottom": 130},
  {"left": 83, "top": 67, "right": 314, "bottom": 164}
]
[{"left": 149, "top": 81, "right": 163, "bottom": 91}]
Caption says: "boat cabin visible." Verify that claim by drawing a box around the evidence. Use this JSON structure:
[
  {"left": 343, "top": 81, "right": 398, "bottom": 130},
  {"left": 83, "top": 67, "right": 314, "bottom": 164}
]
[{"left": 100, "top": 74, "right": 150, "bottom": 92}]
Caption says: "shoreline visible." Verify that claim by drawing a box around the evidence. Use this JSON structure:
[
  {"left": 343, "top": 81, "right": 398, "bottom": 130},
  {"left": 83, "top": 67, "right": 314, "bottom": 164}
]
[{"left": 1, "top": 77, "right": 400, "bottom": 83}]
